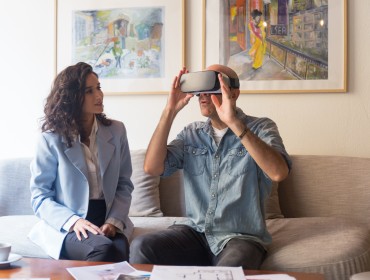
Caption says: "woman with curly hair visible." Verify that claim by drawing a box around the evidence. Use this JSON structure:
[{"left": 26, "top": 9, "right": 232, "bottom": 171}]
[
  {"left": 248, "top": 9, "right": 266, "bottom": 70},
  {"left": 28, "top": 62, "right": 134, "bottom": 261}
]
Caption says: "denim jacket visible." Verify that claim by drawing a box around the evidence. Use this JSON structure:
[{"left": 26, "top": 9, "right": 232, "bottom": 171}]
[{"left": 163, "top": 108, "right": 292, "bottom": 255}]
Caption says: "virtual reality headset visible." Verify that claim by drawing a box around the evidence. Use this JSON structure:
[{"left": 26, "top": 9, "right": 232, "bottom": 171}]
[{"left": 180, "top": 70, "right": 240, "bottom": 94}]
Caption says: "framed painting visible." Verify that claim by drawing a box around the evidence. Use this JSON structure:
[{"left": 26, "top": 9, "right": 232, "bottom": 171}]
[
  {"left": 203, "top": 0, "right": 347, "bottom": 93},
  {"left": 56, "top": 0, "right": 185, "bottom": 94}
]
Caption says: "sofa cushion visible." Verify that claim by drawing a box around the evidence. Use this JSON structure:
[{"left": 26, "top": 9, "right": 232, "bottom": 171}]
[
  {"left": 0, "top": 215, "right": 187, "bottom": 258},
  {"left": 0, "top": 215, "right": 49, "bottom": 258},
  {"left": 129, "top": 149, "right": 163, "bottom": 217},
  {"left": 264, "top": 217, "right": 370, "bottom": 280},
  {"left": 278, "top": 155, "right": 370, "bottom": 223}
]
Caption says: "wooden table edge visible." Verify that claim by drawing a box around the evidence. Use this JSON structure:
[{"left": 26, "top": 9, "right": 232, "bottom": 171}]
[{"left": 0, "top": 257, "right": 325, "bottom": 280}]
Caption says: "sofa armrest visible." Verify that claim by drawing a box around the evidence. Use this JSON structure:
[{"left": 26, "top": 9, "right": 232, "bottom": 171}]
[{"left": 0, "top": 157, "right": 33, "bottom": 216}]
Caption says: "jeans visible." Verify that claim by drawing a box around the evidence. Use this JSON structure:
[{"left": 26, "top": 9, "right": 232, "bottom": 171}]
[{"left": 129, "top": 224, "right": 266, "bottom": 269}]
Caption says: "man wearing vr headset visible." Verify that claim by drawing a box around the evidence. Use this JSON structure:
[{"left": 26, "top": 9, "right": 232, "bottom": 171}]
[{"left": 130, "top": 64, "right": 291, "bottom": 269}]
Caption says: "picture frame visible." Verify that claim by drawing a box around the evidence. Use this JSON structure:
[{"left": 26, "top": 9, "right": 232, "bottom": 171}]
[
  {"left": 203, "top": 0, "right": 347, "bottom": 93},
  {"left": 56, "top": 0, "right": 185, "bottom": 95}
]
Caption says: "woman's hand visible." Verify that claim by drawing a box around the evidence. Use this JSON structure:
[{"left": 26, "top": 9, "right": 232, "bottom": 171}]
[
  {"left": 73, "top": 218, "right": 104, "bottom": 241},
  {"left": 100, "top": 223, "right": 117, "bottom": 238}
]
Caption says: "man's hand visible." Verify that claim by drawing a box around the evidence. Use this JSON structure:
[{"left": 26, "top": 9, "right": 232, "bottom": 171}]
[
  {"left": 166, "top": 67, "right": 194, "bottom": 114},
  {"left": 100, "top": 223, "right": 117, "bottom": 238},
  {"left": 210, "top": 73, "right": 239, "bottom": 126},
  {"left": 211, "top": 73, "right": 289, "bottom": 182},
  {"left": 73, "top": 218, "right": 105, "bottom": 241}
]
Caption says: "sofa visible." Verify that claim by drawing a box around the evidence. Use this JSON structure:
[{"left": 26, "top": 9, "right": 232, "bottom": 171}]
[{"left": 1, "top": 149, "right": 370, "bottom": 280}]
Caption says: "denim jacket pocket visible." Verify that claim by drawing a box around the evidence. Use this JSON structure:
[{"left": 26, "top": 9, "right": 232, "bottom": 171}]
[
  {"left": 184, "top": 145, "right": 207, "bottom": 176},
  {"left": 227, "top": 147, "right": 250, "bottom": 176}
]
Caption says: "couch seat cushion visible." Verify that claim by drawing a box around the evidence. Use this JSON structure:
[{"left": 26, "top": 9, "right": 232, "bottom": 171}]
[
  {"left": 1, "top": 215, "right": 189, "bottom": 258},
  {"left": 0, "top": 215, "right": 49, "bottom": 258},
  {"left": 264, "top": 217, "right": 370, "bottom": 280}
]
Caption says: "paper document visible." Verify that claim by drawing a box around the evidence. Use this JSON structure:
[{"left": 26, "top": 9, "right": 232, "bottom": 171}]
[
  {"left": 245, "top": 274, "right": 296, "bottom": 280},
  {"left": 115, "top": 276, "right": 149, "bottom": 280},
  {"left": 150, "top": 265, "right": 245, "bottom": 280},
  {"left": 66, "top": 261, "right": 150, "bottom": 280}
]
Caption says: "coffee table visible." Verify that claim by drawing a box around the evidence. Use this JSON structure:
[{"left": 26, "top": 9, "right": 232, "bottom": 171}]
[{"left": 0, "top": 257, "right": 324, "bottom": 279}]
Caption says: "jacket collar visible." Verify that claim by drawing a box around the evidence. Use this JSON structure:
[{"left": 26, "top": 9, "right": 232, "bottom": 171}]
[
  {"left": 64, "top": 118, "right": 114, "bottom": 180},
  {"left": 96, "top": 121, "right": 114, "bottom": 178}
]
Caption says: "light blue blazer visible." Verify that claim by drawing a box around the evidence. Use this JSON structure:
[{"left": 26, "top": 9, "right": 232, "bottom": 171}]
[{"left": 28, "top": 120, "right": 134, "bottom": 259}]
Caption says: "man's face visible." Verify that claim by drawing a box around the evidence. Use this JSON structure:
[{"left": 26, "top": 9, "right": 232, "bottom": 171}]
[{"left": 197, "top": 93, "right": 221, "bottom": 118}]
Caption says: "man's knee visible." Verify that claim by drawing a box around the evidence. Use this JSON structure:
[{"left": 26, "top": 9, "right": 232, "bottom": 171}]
[
  {"left": 215, "top": 239, "right": 266, "bottom": 269},
  {"left": 129, "top": 234, "right": 156, "bottom": 263},
  {"left": 130, "top": 234, "right": 149, "bottom": 251}
]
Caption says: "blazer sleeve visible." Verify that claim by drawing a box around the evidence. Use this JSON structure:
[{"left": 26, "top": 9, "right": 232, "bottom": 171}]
[{"left": 30, "top": 133, "right": 80, "bottom": 231}]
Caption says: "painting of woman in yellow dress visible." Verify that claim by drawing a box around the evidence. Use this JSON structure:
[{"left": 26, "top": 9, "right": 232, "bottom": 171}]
[{"left": 248, "top": 9, "right": 266, "bottom": 70}]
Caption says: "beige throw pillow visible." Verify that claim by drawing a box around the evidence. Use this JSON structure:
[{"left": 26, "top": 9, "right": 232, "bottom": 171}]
[{"left": 129, "top": 149, "right": 163, "bottom": 217}]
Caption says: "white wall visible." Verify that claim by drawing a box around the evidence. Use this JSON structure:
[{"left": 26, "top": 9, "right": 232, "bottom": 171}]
[
  {"left": 1, "top": 0, "right": 369, "bottom": 160},
  {"left": 0, "top": 0, "right": 55, "bottom": 159}
]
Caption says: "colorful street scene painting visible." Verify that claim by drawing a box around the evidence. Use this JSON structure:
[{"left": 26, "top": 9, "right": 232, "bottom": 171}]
[
  {"left": 219, "top": 0, "right": 328, "bottom": 81},
  {"left": 72, "top": 7, "right": 164, "bottom": 79}
]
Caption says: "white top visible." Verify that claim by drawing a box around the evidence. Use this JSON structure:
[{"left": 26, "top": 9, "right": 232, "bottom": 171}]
[
  {"left": 81, "top": 117, "right": 103, "bottom": 199},
  {"left": 212, "top": 126, "right": 228, "bottom": 146}
]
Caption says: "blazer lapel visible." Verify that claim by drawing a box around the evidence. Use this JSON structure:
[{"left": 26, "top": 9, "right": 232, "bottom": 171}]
[
  {"left": 97, "top": 124, "right": 114, "bottom": 178},
  {"left": 64, "top": 140, "right": 89, "bottom": 180}
]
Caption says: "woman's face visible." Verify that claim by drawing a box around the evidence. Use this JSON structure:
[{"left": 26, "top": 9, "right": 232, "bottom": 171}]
[
  {"left": 254, "top": 15, "right": 261, "bottom": 25},
  {"left": 82, "top": 73, "right": 104, "bottom": 116}
]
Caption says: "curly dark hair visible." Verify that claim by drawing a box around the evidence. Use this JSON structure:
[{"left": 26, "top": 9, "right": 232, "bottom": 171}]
[
  {"left": 42, "top": 62, "right": 111, "bottom": 147},
  {"left": 251, "top": 9, "right": 262, "bottom": 19}
]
